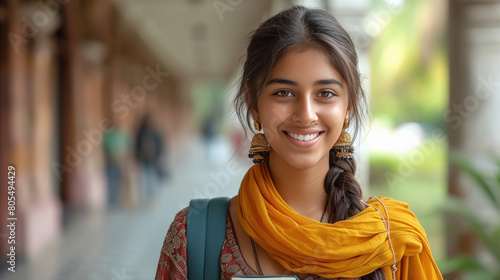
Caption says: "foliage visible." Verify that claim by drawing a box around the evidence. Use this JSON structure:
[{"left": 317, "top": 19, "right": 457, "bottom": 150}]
[
  {"left": 368, "top": 140, "right": 447, "bottom": 262},
  {"left": 368, "top": 0, "right": 449, "bottom": 264},
  {"left": 440, "top": 153, "right": 500, "bottom": 280},
  {"left": 369, "top": 139, "right": 446, "bottom": 186},
  {"left": 370, "top": 0, "right": 448, "bottom": 127}
]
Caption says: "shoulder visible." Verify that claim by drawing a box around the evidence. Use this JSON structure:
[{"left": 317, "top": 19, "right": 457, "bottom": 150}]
[
  {"left": 165, "top": 207, "right": 189, "bottom": 250},
  {"left": 365, "top": 196, "right": 423, "bottom": 227},
  {"left": 161, "top": 206, "right": 189, "bottom": 252},
  {"left": 155, "top": 207, "right": 189, "bottom": 280},
  {"left": 173, "top": 207, "right": 189, "bottom": 225},
  {"left": 366, "top": 196, "right": 413, "bottom": 213},
  {"left": 367, "top": 196, "right": 429, "bottom": 240},
  {"left": 163, "top": 207, "right": 189, "bottom": 242}
]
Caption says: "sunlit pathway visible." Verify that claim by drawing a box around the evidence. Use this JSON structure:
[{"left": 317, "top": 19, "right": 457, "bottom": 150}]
[{"left": 1, "top": 137, "right": 250, "bottom": 280}]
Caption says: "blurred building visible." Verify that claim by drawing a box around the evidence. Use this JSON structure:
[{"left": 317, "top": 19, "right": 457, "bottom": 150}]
[
  {"left": 0, "top": 0, "right": 278, "bottom": 266},
  {"left": 0, "top": 0, "right": 188, "bottom": 262}
]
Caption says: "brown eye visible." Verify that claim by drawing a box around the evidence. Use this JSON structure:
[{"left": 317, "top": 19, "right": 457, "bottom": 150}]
[
  {"left": 317, "top": 91, "right": 335, "bottom": 98},
  {"left": 274, "top": 90, "right": 294, "bottom": 97}
]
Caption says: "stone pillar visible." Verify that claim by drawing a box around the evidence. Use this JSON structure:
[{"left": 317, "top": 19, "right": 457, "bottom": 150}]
[
  {"left": 448, "top": 1, "right": 500, "bottom": 277},
  {"left": 22, "top": 1, "right": 62, "bottom": 259},
  {"left": 0, "top": 0, "right": 24, "bottom": 261},
  {"left": 79, "top": 39, "right": 109, "bottom": 209},
  {"left": 0, "top": 0, "right": 63, "bottom": 260},
  {"left": 58, "top": 0, "right": 87, "bottom": 207},
  {"left": 0, "top": 0, "right": 31, "bottom": 259},
  {"left": 58, "top": 0, "right": 114, "bottom": 209}
]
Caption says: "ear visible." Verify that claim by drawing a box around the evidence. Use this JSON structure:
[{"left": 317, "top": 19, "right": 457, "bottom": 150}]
[
  {"left": 251, "top": 107, "right": 259, "bottom": 123},
  {"left": 346, "top": 102, "right": 353, "bottom": 116},
  {"left": 344, "top": 110, "right": 351, "bottom": 129}
]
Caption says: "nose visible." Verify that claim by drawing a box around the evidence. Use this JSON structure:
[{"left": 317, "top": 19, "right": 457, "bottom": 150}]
[{"left": 292, "top": 95, "right": 318, "bottom": 125}]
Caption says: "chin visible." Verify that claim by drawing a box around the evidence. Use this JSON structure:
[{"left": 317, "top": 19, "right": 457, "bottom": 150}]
[{"left": 276, "top": 153, "right": 328, "bottom": 170}]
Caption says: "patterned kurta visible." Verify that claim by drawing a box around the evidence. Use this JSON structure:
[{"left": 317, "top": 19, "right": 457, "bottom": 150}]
[{"left": 155, "top": 208, "right": 354, "bottom": 280}]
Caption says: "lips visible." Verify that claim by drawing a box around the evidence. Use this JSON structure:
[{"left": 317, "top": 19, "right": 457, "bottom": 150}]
[
  {"left": 286, "top": 132, "right": 320, "bottom": 141},
  {"left": 283, "top": 130, "right": 323, "bottom": 148}
]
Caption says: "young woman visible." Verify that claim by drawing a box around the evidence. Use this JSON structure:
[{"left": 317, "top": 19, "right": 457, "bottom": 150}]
[{"left": 155, "top": 6, "right": 443, "bottom": 280}]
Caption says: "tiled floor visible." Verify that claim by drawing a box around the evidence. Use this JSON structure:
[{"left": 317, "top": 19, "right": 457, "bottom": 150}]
[{"left": 0, "top": 137, "right": 250, "bottom": 280}]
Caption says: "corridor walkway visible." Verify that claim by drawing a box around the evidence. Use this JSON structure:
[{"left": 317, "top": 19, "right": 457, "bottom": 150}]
[{"left": 1, "top": 137, "right": 250, "bottom": 280}]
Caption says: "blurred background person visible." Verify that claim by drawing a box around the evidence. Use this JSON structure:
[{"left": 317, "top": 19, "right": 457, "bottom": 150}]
[
  {"left": 103, "top": 121, "right": 132, "bottom": 207},
  {"left": 135, "top": 115, "right": 164, "bottom": 203}
]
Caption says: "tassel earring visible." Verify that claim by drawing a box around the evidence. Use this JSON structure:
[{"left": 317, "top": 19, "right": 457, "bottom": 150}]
[
  {"left": 333, "top": 117, "right": 354, "bottom": 159},
  {"left": 248, "top": 120, "right": 270, "bottom": 164}
]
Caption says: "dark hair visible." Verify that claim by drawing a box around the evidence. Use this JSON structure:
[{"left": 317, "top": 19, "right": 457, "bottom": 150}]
[{"left": 234, "top": 6, "right": 384, "bottom": 279}]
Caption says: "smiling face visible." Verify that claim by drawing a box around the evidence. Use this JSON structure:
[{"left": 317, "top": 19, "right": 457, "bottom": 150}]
[{"left": 254, "top": 45, "right": 350, "bottom": 170}]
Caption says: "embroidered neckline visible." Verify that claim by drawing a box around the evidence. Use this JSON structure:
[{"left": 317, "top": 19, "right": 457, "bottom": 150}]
[{"left": 226, "top": 212, "right": 329, "bottom": 280}]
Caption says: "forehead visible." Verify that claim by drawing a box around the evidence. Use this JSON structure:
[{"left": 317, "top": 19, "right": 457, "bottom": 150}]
[{"left": 266, "top": 45, "right": 344, "bottom": 84}]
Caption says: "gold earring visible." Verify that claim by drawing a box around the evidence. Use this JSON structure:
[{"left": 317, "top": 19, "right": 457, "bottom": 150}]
[
  {"left": 249, "top": 120, "right": 270, "bottom": 164},
  {"left": 332, "top": 117, "right": 354, "bottom": 159}
]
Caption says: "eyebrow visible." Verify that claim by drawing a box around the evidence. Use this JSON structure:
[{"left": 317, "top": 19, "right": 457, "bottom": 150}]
[{"left": 265, "top": 78, "right": 343, "bottom": 88}]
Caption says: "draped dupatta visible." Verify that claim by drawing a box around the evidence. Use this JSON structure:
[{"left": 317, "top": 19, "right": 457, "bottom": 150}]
[{"left": 237, "top": 163, "right": 443, "bottom": 279}]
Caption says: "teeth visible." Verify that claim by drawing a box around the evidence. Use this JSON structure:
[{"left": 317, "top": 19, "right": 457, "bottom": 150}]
[{"left": 288, "top": 132, "right": 319, "bottom": 141}]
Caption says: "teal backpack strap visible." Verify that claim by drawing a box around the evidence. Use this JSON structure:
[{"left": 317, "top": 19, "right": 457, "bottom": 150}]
[
  {"left": 204, "top": 197, "right": 230, "bottom": 279},
  {"left": 187, "top": 197, "right": 230, "bottom": 280},
  {"left": 187, "top": 199, "right": 209, "bottom": 280}
]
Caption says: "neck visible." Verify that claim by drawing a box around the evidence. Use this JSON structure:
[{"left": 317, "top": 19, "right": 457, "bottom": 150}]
[{"left": 267, "top": 154, "right": 329, "bottom": 221}]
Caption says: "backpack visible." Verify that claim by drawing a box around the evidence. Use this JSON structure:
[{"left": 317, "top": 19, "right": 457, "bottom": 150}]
[{"left": 186, "top": 197, "right": 230, "bottom": 280}]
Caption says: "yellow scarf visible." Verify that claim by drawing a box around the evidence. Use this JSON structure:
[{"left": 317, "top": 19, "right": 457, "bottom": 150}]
[{"left": 237, "top": 163, "right": 443, "bottom": 279}]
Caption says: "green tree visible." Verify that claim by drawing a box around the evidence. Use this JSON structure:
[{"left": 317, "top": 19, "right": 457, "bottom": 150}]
[{"left": 370, "top": 0, "right": 448, "bottom": 127}]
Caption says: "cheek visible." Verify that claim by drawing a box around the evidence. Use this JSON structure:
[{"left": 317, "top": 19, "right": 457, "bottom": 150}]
[
  {"left": 261, "top": 115, "right": 283, "bottom": 144},
  {"left": 321, "top": 106, "right": 347, "bottom": 138},
  {"left": 258, "top": 104, "right": 289, "bottom": 143}
]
